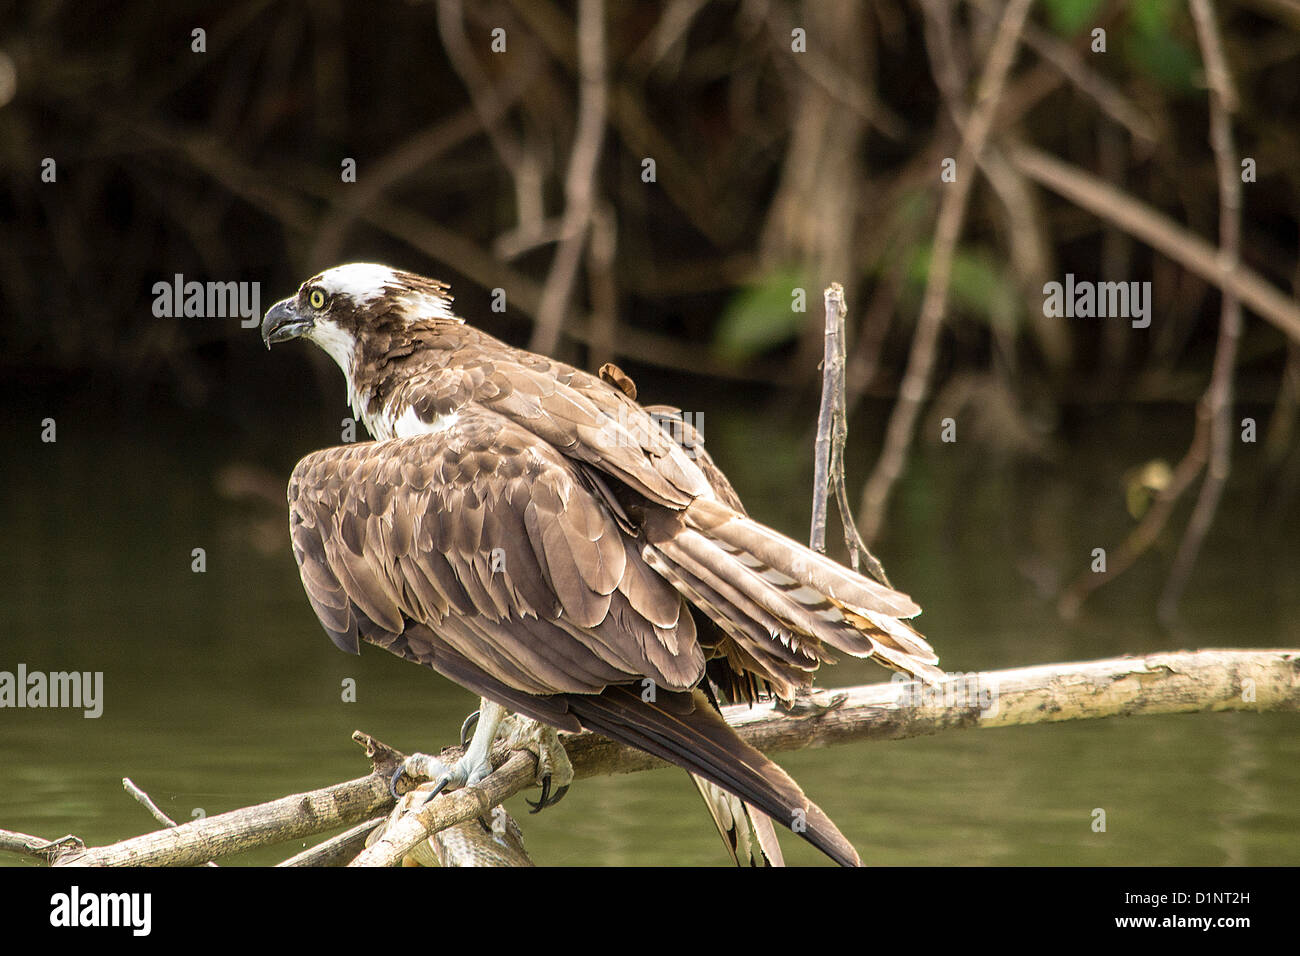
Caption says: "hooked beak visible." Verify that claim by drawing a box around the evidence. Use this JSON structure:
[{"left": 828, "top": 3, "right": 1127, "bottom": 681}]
[{"left": 261, "top": 297, "right": 313, "bottom": 349}]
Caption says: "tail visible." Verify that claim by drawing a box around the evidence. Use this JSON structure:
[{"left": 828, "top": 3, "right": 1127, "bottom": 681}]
[
  {"left": 690, "top": 775, "right": 786, "bottom": 866},
  {"left": 643, "top": 497, "right": 944, "bottom": 688},
  {"left": 567, "top": 686, "right": 860, "bottom": 867}
]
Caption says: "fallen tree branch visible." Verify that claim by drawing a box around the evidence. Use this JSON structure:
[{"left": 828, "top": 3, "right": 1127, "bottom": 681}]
[
  {"left": 349, "top": 752, "right": 537, "bottom": 867},
  {"left": 49, "top": 736, "right": 400, "bottom": 867},
  {"left": 123, "top": 777, "right": 218, "bottom": 867},
  {"left": 276, "top": 816, "right": 386, "bottom": 867},
  {"left": 16, "top": 648, "right": 1293, "bottom": 867}
]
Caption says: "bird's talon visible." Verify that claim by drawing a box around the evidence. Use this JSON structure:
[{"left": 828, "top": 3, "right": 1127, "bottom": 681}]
[
  {"left": 389, "top": 766, "right": 407, "bottom": 800},
  {"left": 526, "top": 777, "right": 569, "bottom": 813},
  {"left": 526, "top": 774, "right": 552, "bottom": 813},
  {"left": 414, "top": 777, "right": 451, "bottom": 807},
  {"left": 459, "top": 710, "right": 480, "bottom": 747}
]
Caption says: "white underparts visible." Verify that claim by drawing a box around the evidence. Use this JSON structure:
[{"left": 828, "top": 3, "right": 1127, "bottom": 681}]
[
  {"left": 307, "top": 319, "right": 357, "bottom": 379},
  {"left": 305, "top": 319, "right": 368, "bottom": 425},
  {"left": 352, "top": 402, "right": 461, "bottom": 442},
  {"left": 390, "top": 404, "right": 460, "bottom": 440}
]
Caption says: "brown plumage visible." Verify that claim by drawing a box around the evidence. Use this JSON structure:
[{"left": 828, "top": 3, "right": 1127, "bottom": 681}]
[{"left": 264, "top": 264, "right": 943, "bottom": 867}]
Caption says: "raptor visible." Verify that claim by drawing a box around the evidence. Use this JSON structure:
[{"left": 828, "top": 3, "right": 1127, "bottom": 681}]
[{"left": 262, "top": 263, "right": 942, "bottom": 866}]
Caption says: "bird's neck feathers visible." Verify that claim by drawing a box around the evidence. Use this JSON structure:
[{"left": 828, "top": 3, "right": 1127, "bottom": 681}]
[{"left": 330, "top": 316, "right": 472, "bottom": 441}]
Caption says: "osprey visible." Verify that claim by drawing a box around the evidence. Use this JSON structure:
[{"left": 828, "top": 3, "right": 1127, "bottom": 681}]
[{"left": 262, "top": 263, "right": 942, "bottom": 867}]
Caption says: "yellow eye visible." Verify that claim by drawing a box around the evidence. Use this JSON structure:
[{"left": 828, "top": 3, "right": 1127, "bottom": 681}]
[{"left": 308, "top": 288, "right": 326, "bottom": 310}]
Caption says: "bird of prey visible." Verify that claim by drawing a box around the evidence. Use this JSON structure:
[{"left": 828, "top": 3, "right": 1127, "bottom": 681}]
[{"left": 262, "top": 263, "right": 943, "bottom": 867}]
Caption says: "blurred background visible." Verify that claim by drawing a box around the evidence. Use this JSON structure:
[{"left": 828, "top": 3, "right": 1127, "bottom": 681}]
[{"left": 1, "top": 0, "right": 1298, "bottom": 865}]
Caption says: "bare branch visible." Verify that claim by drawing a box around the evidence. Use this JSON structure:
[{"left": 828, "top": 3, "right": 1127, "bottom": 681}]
[
  {"left": 0, "top": 830, "right": 83, "bottom": 863},
  {"left": 276, "top": 817, "right": 386, "bottom": 867},
  {"left": 1159, "top": 0, "right": 1244, "bottom": 623},
  {"left": 529, "top": 0, "right": 609, "bottom": 355},
  {"left": 858, "top": 0, "right": 1035, "bottom": 544},
  {"left": 122, "top": 778, "right": 179, "bottom": 829},
  {"left": 349, "top": 752, "right": 536, "bottom": 867},
  {"left": 810, "top": 285, "right": 843, "bottom": 555},
  {"left": 1006, "top": 144, "right": 1300, "bottom": 342},
  {"left": 23, "top": 649, "right": 1296, "bottom": 866},
  {"left": 52, "top": 767, "right": 395, "bottom": 867}
]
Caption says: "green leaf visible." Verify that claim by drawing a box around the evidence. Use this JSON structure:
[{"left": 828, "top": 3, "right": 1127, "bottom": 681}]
[
  {"left": 1131, "top": 0, "right": 1176, "bottom": 37},
  {"left": 1123, "top": 30, "right": 1198, "bottom": 93},
  {"left": 906, "top": 245, "right": 1021, "bottom": 331},
  {"left": 714, "top": 269, "right": 808, "bottom": 360}
]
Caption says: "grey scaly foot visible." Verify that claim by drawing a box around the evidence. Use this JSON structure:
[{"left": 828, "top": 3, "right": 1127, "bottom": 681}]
[
  {"left": 389, "top": 700, "right": 574, "bottom": 812},
  {"left": 497, "top": 713, "right": 574, "bottom": 813},
  {"left": 391, "top": 699, "right": 508, "bottom": 804}
]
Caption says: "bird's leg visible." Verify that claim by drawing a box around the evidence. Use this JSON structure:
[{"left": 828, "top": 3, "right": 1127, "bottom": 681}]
[
  {"left": 395, "top": 698, "right": 507, "bottom": 804},
  {"left": 391, "top": 700, "right": 575, "bottom": 812}
]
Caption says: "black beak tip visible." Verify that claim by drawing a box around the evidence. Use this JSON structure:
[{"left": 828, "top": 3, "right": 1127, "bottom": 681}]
[{"left": 261, "top": 299, "right": 308, "bottom": 349}]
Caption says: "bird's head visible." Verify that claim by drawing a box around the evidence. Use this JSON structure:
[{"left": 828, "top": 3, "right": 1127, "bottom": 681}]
[{"left": 261, "top": 263, "right": 459, "bottom": 371}]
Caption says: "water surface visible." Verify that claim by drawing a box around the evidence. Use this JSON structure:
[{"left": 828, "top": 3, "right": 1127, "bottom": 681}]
[{"left": 2, "top": 387, "right": 1296, "bottom": 865}]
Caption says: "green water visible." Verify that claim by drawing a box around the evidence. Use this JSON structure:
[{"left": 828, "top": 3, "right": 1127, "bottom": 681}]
[{"left": 1, "top": 388, "right": 1297, "bottom": 866}]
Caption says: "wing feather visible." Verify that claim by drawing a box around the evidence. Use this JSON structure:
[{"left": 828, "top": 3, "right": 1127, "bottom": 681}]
[{"left": 286, "top": 409, "right": 704, "bottom": 698}]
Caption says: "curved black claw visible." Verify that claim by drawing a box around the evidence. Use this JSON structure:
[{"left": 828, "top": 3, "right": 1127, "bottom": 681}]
[
  {"left": 526, "top": 774, "right": 551, "bottom": 813},
  {"left": 525, "top": 775, "right": 570, "bottom": 814},
  {"left": 391, "top": 764, "right": 454, "bottom": 805},
  {"left": 413, "top": 777, "right": 451, "bottom": 808},
  {"left": 460, "top": 710, "right": 481, "bottom": 747},
  {"left": 389, "top": 766, "right": 408, "bottom": 800}
]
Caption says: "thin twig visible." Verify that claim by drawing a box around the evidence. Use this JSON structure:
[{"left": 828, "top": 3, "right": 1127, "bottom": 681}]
[
  {"left": 812, "top": 284, "right": 891, "bottom": 582},
  {"left": 857, "top": 0, "right": 1035, "bottom": 544},
  {"left": 123, "top": 777, "right": 219, "bottom": 866},
  {"left": 810, "top": 286, "right": 841, "bottom": 555},
  {"left": 529, "top": 0, "right": 608, "bottom": 355},
  {"left": 0, "top": 830, "right": 84, "bottom": 863},
  {"left": 1158, "top": 0, "right": 1244, "bottom": 623},
  {"left": 122, "top": 777, "right": 178, "bottom": 828},
  {"left": 1058, "top": 403, "right": 1211, "bottom": 618}
]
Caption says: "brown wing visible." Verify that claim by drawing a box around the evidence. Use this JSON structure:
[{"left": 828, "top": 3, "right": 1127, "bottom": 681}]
[
  {"left": 383, "top": 338, "right": 713, "bottom": 508},
  {"left": 286, "top": 407, "right": 861, "bottom": 866},
  {"left": 287, "top": 407, "right": 705, "bottom": 697}
]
